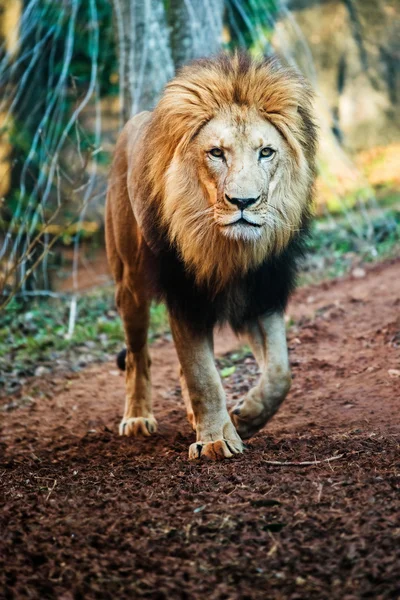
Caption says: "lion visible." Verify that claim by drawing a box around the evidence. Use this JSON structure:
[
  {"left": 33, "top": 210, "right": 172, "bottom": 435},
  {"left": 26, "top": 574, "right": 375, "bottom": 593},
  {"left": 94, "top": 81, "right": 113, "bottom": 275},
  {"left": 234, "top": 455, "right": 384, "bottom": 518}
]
[{"left": 105, "top": 53, "right": 317, "bottom": 460}]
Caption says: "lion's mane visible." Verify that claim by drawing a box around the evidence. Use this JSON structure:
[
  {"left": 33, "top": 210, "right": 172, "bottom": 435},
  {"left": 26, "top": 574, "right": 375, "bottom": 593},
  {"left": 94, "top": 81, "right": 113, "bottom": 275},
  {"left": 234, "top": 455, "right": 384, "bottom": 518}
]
[
  {"left": 124, "top": 53, "right": 317, "bottom": 330},
  {"left": 135, "top": 53, "right": 317, "bottom": 292}
]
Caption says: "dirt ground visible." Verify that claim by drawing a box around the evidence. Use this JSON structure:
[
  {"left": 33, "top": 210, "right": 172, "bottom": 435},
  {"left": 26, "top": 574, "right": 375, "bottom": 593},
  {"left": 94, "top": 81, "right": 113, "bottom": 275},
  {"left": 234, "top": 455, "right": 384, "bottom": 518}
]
[{"left": 1, "top": 259, "right": 399, "bottom": 600}]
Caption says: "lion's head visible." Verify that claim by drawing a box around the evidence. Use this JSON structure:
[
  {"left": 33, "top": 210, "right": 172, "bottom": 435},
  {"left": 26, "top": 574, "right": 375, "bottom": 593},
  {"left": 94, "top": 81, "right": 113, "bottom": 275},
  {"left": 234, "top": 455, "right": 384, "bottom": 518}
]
[{"left": 141, "top": 53, "right": 317, "bottom": 289}]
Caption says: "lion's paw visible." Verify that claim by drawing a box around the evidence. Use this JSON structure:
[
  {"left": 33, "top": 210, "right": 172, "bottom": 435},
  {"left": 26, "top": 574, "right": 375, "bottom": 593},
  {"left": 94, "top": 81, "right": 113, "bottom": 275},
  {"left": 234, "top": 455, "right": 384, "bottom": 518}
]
[
  {"left": 188, "top": 437, "right": 243, "bottom": 460},
  {"left": 119, "top": 416, "right": 158, "bottom": 437},
  {"left": 230, "top": 397, "right": 267, "bottom": 440}
]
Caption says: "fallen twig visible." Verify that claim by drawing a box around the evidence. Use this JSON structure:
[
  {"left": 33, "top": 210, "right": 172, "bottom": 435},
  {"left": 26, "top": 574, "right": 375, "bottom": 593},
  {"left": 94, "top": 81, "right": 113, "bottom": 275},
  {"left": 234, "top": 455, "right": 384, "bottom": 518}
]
[
  {"left": 45, "top": 479, "right": 57, "bottom": 502},
  {"left": 265, "top": 454, "right": 344, "bottom": 467}
]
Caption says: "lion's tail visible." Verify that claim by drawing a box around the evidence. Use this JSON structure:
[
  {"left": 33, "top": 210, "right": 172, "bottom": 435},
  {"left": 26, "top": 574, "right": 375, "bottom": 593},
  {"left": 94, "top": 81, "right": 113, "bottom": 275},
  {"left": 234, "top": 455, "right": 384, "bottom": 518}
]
[{"left": 116, "top": 348, "right": 127, "bottom": 371}]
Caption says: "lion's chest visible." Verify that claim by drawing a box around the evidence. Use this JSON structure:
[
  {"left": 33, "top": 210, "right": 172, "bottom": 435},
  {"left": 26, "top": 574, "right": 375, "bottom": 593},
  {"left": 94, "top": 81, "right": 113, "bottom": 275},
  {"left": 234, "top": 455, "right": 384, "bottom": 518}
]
[{"left": 148, "top": 239, "right": 299, "bottom": 334}]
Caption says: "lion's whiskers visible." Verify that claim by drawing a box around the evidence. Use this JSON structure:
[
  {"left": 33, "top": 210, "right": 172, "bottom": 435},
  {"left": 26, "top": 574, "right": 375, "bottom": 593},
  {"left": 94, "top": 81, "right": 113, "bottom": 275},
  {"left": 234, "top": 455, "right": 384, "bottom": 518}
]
[
  {"left": 267, "top": 205, "right": 299, "bottom": 233},
  {"left": 183, "top": 206, "right": 214, "bottom": 226}
]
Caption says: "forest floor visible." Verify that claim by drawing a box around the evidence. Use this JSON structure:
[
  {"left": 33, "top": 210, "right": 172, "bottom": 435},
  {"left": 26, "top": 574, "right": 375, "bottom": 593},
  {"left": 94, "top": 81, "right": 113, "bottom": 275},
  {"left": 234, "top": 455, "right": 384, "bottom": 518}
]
[{"left": 1, "top": 258, "right": 399, "bottom": 600}]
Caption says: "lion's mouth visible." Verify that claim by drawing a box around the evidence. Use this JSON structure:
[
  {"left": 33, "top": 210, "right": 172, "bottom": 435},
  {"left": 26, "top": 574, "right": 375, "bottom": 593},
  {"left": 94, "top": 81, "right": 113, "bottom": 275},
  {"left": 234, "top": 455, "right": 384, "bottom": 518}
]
[{"left": 222, "top": 217, "right": 263, "bottom": 228}]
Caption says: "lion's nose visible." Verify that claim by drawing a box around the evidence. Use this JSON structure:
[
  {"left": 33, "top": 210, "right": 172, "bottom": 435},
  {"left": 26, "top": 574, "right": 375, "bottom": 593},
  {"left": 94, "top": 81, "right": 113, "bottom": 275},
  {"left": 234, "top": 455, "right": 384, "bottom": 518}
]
[{"left": 225, "top": 194, "right": 260, "bottom": 209}]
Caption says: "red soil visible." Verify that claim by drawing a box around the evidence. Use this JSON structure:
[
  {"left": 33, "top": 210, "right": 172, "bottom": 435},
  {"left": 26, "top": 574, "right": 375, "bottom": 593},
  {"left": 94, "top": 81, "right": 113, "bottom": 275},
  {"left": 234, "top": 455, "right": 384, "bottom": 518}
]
[{"left": 1, "top": 259, "right": 399, "bottom": 599}]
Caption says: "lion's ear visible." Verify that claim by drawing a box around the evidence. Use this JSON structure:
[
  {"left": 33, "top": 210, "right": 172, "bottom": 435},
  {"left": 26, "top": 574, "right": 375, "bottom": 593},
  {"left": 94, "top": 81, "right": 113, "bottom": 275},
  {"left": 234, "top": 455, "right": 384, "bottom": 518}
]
[{"left": 279, "top": 100, "right": 301, "bottom": 119}]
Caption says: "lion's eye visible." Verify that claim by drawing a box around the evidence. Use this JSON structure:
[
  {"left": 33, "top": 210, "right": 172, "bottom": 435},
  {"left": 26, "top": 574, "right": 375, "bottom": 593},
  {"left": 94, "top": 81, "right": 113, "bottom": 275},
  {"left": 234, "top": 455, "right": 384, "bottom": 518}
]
[
  {"left": 209, "top": 148, "right": 224, "bottom": 158},
  {"left": 260, "top": 147, "right": 275, "bottom": 159}
]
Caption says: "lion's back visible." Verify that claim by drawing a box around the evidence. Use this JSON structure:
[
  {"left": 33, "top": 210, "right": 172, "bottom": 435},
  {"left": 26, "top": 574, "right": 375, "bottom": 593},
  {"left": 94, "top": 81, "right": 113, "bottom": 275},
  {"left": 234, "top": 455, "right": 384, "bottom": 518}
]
[{"left": 105, "top": 111, "right": 152, "bottom": 283}]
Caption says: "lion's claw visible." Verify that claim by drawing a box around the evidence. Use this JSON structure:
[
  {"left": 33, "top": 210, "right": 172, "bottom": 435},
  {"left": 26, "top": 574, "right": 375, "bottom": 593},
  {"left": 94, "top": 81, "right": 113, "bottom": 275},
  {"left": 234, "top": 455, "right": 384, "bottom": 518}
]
[
  {"left": 188, "top": 437, "right": 243, "bottom": 460},
  {"left": 119, "top": 416, "right": 158, "bottom": 437}
]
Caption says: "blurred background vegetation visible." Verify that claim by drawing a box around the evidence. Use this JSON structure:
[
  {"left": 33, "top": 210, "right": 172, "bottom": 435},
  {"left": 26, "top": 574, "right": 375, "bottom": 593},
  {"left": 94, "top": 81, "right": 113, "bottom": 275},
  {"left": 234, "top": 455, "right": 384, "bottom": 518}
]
[{"left": 0, "top": 0, "right": 399, "bottom": 395}]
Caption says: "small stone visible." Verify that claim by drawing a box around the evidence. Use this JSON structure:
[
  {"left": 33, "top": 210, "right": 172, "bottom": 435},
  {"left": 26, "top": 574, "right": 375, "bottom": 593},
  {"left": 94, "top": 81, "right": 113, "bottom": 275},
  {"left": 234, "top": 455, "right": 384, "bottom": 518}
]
[
  {"left": 388, "top": 369, "right": 400, "bottom": 378},
  {"left": 34, "top": 366, "right": 50, "bottom": 377},
  {"left": 352, "top": 267, "right": 366, "bottom": 278}
]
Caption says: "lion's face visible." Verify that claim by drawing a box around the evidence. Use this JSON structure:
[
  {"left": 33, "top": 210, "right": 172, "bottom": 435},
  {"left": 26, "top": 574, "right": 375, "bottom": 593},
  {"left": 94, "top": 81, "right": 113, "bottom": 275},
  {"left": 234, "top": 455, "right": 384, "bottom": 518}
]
[{"left": 195, "top": 110, "right": 294, "bottom": 241}]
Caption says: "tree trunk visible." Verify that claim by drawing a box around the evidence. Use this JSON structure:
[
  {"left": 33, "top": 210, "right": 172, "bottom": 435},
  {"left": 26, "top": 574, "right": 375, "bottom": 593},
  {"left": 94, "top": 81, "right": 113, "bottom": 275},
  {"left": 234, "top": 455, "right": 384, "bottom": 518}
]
[
  {"left": 112, "top": 0, "right": 174, "bottom": 122},
  {"left": 112, "top": 0, "right": 225, "bottom": 122},
  {"left": 168, "top": 0, "right": 224, "bottom": 69}
]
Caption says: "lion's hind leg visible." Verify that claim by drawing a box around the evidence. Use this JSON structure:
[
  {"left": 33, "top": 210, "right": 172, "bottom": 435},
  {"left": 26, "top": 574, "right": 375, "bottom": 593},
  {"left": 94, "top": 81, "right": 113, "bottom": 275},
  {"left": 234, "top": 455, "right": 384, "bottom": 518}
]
[
  {"left": 105, "top": 113, "right": 157, "bottom": 438},
  {"left": 120, "top": 349, "right": 156, "bottom": 437},
  {"left": 106, "top": 195, "right": 156, "bottom": 437},
  {"left": 115, "top": 277, "right": 157, "bottom": 437}
]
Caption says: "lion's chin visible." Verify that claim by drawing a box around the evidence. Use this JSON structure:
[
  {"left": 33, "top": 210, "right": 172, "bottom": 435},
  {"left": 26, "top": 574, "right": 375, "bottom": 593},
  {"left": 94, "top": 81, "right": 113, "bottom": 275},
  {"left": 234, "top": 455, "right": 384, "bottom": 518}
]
[{"left": 219, "top": 220, "right": 265, "bottom": 242}]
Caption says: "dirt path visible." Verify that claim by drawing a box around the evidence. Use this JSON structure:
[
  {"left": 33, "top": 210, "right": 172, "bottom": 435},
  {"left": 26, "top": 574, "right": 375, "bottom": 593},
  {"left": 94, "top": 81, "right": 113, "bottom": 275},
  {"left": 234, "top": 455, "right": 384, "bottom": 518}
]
[{"left": 1, "top": 259, "right": 399, "bottom": 599}]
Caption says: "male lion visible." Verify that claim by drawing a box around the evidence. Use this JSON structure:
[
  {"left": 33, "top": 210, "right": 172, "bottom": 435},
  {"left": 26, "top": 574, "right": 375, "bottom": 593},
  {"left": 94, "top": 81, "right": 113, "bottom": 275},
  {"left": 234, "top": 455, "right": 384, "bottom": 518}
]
[{"left": 105, "top": 53, "right": 317, "bottom": 460}]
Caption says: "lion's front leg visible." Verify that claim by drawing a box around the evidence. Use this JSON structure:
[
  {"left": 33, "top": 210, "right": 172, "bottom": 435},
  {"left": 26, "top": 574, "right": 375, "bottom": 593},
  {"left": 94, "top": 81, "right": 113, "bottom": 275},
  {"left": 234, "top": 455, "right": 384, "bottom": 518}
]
[
  {"left": 170, "top": 316, "right": 243, "bottom": 460},
  {"left": 231, "top": 312, "right": 291, "bottom": 439}
]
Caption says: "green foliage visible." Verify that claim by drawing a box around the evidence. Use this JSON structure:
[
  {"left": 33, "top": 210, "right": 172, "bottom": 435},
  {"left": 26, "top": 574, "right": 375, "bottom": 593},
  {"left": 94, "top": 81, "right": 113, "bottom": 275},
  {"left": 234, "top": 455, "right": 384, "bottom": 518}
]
[
  {"left": 302, "top": 208, "right": 400, "bottom": 282},
  {"left": 2, "top": 0, "right": 117, "bottom": 244},
  {"left": 0, "top": 290, "right": 168, "bottom": 396},
  {"left": 308, "top": 209, "right": 400, "bottom": 254},
  {"left": 220, "top": 365, "right": 237, "bottom": 378},
  {"left": 226, "top": 0, "right": 279, "bottom": 51},
  {"left": 31, "top": 0, "right": 117, "bottom": 96}
]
